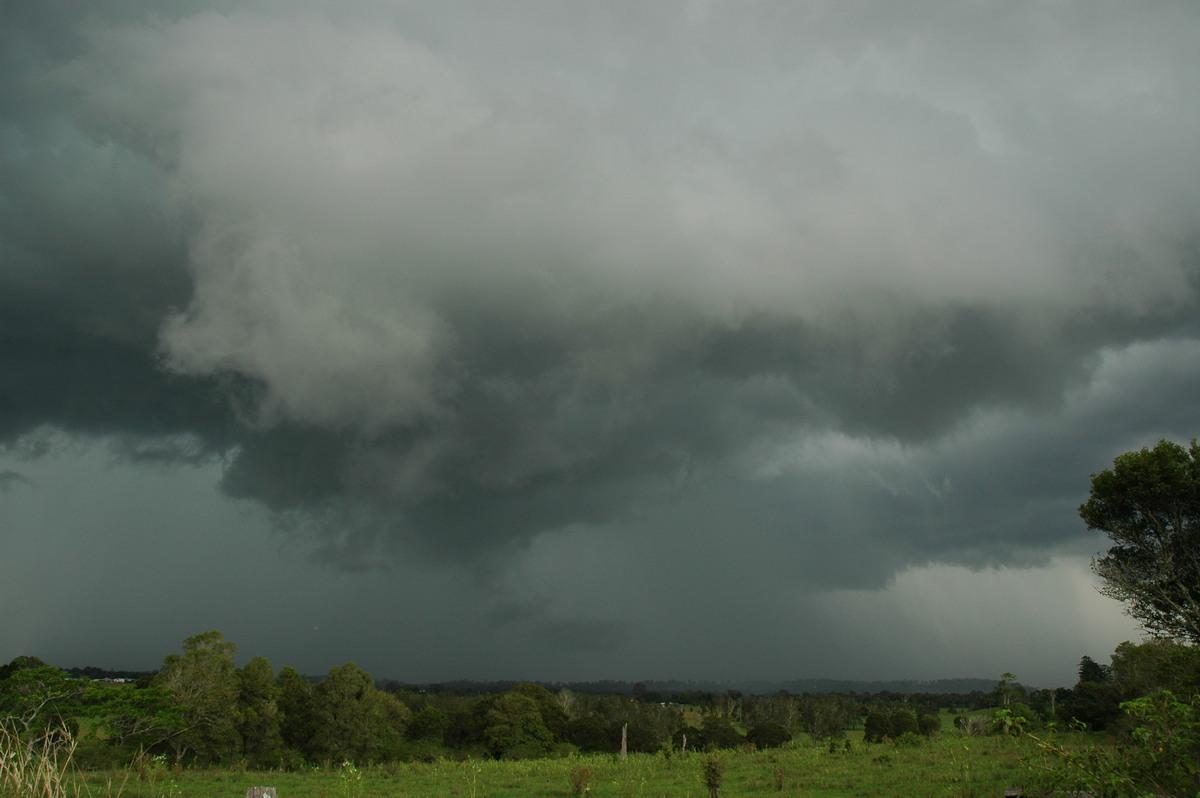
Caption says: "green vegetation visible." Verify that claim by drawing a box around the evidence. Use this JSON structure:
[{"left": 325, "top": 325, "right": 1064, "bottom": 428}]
[
  {"left": 7, "top": 725, "right": 1046, "bottom": 798},
  {"left": 1081, "top": 437, "right": 1200, "bottom": 644}
]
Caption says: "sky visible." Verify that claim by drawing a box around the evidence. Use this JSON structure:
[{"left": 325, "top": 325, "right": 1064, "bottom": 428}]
[{"left": 2, "top": 0, "right": 1197, "bottom": 689}]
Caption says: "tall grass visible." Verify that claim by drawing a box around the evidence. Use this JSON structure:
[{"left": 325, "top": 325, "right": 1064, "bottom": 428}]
[{"left": 0, "top": 720, "right": 78, "bottom": 798}]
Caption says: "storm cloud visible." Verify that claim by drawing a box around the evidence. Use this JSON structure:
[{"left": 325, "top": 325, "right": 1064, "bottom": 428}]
[{"left": 2, "top": 0, "right": 1197, "bottom": 684}]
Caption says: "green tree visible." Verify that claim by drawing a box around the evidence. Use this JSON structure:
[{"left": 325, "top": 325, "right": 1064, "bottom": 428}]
[
  {"left": 863, "top": 710, "right": 891, "bottom": 743},
  {"left": 309, "top": 662, "right": 408, "bottom": 763},
  {"left": 990, "top": 673, "right": 1025, "bottom": 708},
  {"left": 86, "top": 681, "right": 182, "bottom": 754},
  {"left": 566, "top": 716, "right": 610, "bottom": 752},
  {"left": 1039, "top": 690, "right": 1200, "bottom": 797},
  {"left": 0, "top": 656, "right": 49, "bottom": 682},
  {"left": 510, "top": 683, "right": 569, "bottom": 741},
  {"left": 917, "top": 713, "right": 940, "bottom": 737},
  {"left": 483, "top": 692, "right": 554, "bottom": 759},
  {"left": 406, "top": 706, "right": 449, "bottom": 743},
  {"left": 276, "top": 665, "right": 316, "bottom": 761},
  {"left": 889, "top": 709, "right": 920, "bottom": 737},
  {"left": 155, "top": 630, "right": 241, "bottom": 763},
  {"left": 1081, "top": 439, "right": 1200, "bottom": 643},
  {"left": 797, "top": 694, "right": 855, "bottom": 740},
  {"left": 1078, "top": 655, "right": 1111, "bottom": 685},
  {"left": 0, "top": 663, "right": 86, "bottom": 733},
  {"left": 699, "top": 715, "right": 744, "bottom": 750},
  {"left": 236, "top": 656, "right": 284, "bottom": 767},
  {"left": 746, "top": 721, "right": 792, "bottom": 748},
  {"left": 1109, "top": 639, "right": 1200, "bottom": 699}
]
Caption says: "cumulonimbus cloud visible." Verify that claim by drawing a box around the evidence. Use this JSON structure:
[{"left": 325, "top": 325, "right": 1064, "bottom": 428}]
[{"left": 5, "top": 0, "right": 1200, "bottom": 579}]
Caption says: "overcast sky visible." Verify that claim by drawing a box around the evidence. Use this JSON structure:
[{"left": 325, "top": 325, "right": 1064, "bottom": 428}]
[{"left": 3, "top": 0, "right": 1197, "bottom": 688}]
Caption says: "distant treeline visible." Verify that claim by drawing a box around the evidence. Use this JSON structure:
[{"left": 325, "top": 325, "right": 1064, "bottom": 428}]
[
  {"left": 65, "top": 670, "right": 1000, "bottom": 697},
  {"left": 388, "top": 676, "right": 1002, "bottom": 697}
]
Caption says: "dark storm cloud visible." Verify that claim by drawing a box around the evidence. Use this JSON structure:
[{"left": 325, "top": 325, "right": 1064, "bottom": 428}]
[{"left": 3, "top": 0, "right": 1200, "bottom": 608}]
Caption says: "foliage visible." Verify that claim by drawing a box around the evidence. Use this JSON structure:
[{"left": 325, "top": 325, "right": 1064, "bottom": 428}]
[
  {"left": 60, "top": 724, "right": 1050, "bottom": 797},
  {"left": 702, "top": 755, "right": 725, "bottom": 798},
  {"left": 864, "top": 708, "right": 924, "bottom": 742},
  {"left": 85, "top": 681, "right": 183, "bottom": 753},
  {"left": 155, "top": 630, "right": 241, "bottom": 763},
  {"left": 236, "top": 656, "right": 284, "bottom": 767},
  {"left": 309, "top": 663, "right": 409, "bottom": 763},
  {"left": 1081, "top": 438, "right": 1200, "bottom": 643},
  {"left": 0, "top": 663, "right": 88, "bottom": 733},
  {"left": 746, "top": 721, "right": 792, "bottom": 749},
  {"left": 1109, "top": 638, "right": 1200, "bottom": 698},
  {"left": 482, "top": 692, "right": 554, "bottom": 759},
  {"left": 276, "top": 665, "right": 317, "bottom": 758},
  {"left": 1056, "top": 680, "right": 1123, "bottom": 731},
  {"left": 698, "top": 716, "right": 744, "bottom": 750},
  {"left": 863, "top": 710, "right": 891, "bottom": 743},
  {"left": 1033, "top": 690, "right": 1200, "bottom": 797},
  {"left": 405, "top": 706, "right": 449, "bottom": 743},
  {"left": 567, "top": 764, "right": 593, "bottom": 796},
  {"left": 917, "top": 713, "right": 940, "bottom": 737},
  {"left": 1078, "top": 654, "right": 1112, "bottom": 684}
]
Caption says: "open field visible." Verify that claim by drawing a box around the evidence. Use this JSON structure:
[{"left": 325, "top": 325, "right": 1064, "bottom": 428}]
[{"left": 62, "top": 730, "right": 1060, "bottom": 798}]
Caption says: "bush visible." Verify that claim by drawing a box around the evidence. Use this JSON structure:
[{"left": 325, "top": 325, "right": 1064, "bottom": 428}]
[
  {"left": 746, "top": 721, "right": 792, "bottom": 749},
  {"left": 702, "top": 755, "right": 725, "bottom": 798},
  {"left": 917, "top": 713, "right": 940, "bottom": 737},
  {"left": 699, "top": 717, "right": 744, "bottom": 750},
  {"left": 889, "top": 710, "right": 919, "bottom": 738},
  {"left": 863, "top": 711, "right": 890, "bottom": 743},
  {"left": 1038, "top": 690, "right": 1200, "bottom": 797}
]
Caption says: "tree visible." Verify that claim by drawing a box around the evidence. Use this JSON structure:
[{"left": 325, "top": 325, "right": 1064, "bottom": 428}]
[
  {"left": 309, "top": 662, "right": 408, "bottom": 763},
  {"left": 0, "top": 663, "right": 86, "bottom": 733},
  {"left": 1077, "top": 655, "right": 1110, "bottom": 685},
  {"left": 889, "top": 709, "right": 919, "bottom": 737},
  {"left": 746, "top": 721, "right": 792, "bottom": 748},
  {"left": 482, "top": 692, "right": 554, "bottom": 759},
  {"left": 1080, "top": 438, "right": 1200, "bottom": 643},
  {"left": 236, "top": 656, "right": 284, "bottom": 767},
  {"left": 155, "top": 630, "right": 241, "bottom": 763},
  {"left": 1108, "top": 639, "right": 1200, "bottom": 699},
  {"left": 276, "top": 665, "right": 316, "bottom": 761},
  {"left": 699, "top": 715, "right": 744, "bottom": 750},
  {"left": 863, "top": 709, "right": 891, "bottom": 743},
  {"left": 89, "top": 682, "right": 182, "bottom": 756}
]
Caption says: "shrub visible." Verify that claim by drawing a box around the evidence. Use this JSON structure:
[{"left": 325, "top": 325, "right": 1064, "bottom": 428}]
[
  {"left": 702, "top": 755, "right": 725, "bottom": 798},
  {"left": 746, "top": 721, "right": 792, "bottom": 749}
]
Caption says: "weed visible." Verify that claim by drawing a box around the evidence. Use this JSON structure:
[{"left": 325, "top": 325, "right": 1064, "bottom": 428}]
[{"left": 568, "top": 764, "right": 593, "bottom": 796}]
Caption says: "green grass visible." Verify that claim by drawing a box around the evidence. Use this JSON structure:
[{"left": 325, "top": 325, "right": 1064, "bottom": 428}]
[{"left": 67, "top": 732, "right": 1050, "bottom": 798}]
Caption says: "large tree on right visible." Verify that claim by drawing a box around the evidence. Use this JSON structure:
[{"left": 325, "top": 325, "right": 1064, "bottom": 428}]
[{"left": 1080, "top": 438, "right": 1200, "bottom": 643}]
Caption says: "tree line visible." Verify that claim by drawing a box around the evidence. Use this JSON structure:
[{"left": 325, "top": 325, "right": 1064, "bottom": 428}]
[{"left": 1, "top": 630, "right": 1002, "bottom": 769}]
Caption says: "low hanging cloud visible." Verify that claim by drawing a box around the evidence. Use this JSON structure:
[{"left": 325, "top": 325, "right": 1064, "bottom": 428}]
[{"left": 4, "top": 0, "right": 1200, "bottom": 592}]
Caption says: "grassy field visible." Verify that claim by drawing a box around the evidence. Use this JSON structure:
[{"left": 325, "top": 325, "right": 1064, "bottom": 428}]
[{"left": 63, "top": 730, "right": 1058, "bottom": 798}]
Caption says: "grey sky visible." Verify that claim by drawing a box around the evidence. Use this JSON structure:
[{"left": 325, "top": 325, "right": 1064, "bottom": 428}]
[{"left": 3, "top": 0, "right": 1196, "bottom": 686}]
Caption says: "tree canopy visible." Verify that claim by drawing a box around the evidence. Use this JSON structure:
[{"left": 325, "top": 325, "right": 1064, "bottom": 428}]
[{"left": 1080, "top": 438, "right": 1200, "bottom": 643}]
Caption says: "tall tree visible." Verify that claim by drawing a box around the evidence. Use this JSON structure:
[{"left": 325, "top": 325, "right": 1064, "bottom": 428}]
[
  {"left": 155, "top": 630, "right": 241, "bottom": 763},
  {"left": 309, "top": 662, "right": 408, "bottom": 763},
  {"left": 237, "top": 656, "right": 284, "bottom": 767},
  {"left": 1080, "top": 439, "right": 1200, "bottom": 643},
  {"left": 276, "top": 665, "right": 316, "bottom": 760}
]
